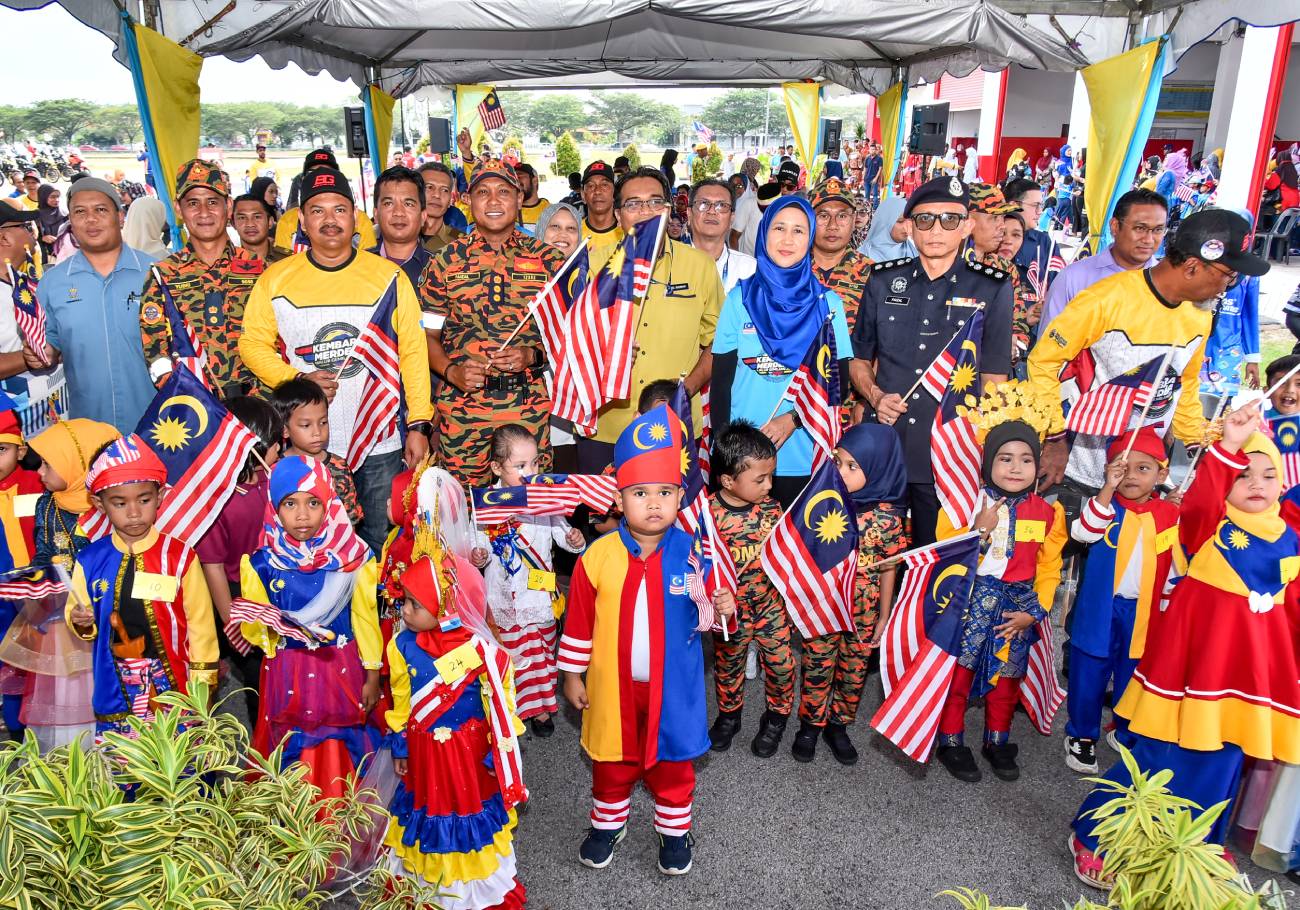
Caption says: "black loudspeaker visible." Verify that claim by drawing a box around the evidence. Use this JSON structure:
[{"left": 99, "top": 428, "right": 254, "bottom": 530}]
[
  {"left": 909, "top": 102, "right": 950, "bottom": 156},
  {"left": 343, "top": 107, "right": 368, "bottom": 158},
  {"left": 428, "top": 117, "right": 452, "bottom": 154},
  {"left": 821, "top": 118, "right": 843, "bottom": 155}
]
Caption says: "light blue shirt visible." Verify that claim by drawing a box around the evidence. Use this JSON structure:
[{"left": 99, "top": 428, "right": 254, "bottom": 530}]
[
  {"left": 1040, "top": 247, "right": 1157, "bottom": 333},
  {"left": 712, "top": 286, "right": 852, "bottom": 477},
  {"left": 39, "top": 244, "right": 158, "bottom": 433}
]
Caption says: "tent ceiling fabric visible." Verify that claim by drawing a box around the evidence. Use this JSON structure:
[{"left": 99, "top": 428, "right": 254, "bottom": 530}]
[{"left": 12, "top": 0, "right": 1088, "bottom": 95}]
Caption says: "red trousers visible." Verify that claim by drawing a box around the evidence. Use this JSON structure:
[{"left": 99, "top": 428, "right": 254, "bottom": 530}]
[
  {"left": 938, "top": 665, "right": 1022, "bottom": 739},
  {"left": 590, "top": 681, "right": 695, "bottom": 834}
]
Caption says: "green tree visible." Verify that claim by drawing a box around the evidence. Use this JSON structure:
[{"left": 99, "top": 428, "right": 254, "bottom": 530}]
[
  {"left": 586, "top": 92, "right": 660, "bottom": 144},
  {"left": 705, "top": 141, "right": 722, "bottom": 177},
  {"left": 0, "top": 106, "right": 28, "bottom": 143},
  {"left": 622, "top": 143, "right": 641, "bottom": 169},
  {"left": 700, "top": 89, "right": 769, "bottom": 144},
  {"left": 97, "top": 105, "right": 143, "bottom": 145},
  {"left": 25, "top": 99, "right": 97, "bottom": 145},
  {"left": 553, "top": 131, "right": 580, "bottom": 177},
  {"left": 502, "top": 135, "right": 525, "bottom": 163},
  {"left": 525, "top": 94, "right": 586, "bottom": 142}
]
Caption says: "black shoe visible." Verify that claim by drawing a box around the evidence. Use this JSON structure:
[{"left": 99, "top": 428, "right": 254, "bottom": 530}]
[
  {"left": 821, "top": 722, "right": 858, "bottom": 766},
  {"left": 578, "top": 826, "right": 626, "bottom": 869},
  {"left": 1065, "top": 736, "right": 1098, "bottom": 774},
  {"left": 530, "top": 715, "right": 555, "bottom": 738},
  {"left": 657, "top": 831, "right": 694, "bottom": 875},
  {"left": 750, "top": 710, "right": 788, "bottom": 758},
  {"left": 936, "top": 744, "right": 982, "bottom": 782},
  {"left": 791, "top": 721, "right": 819, "bottom": 763},
  {"left": 982, "top": 741, "right": 1021, "bottom": 781},
  {"left": 708, "top": 709, "right": 742, "bottom": 752}
]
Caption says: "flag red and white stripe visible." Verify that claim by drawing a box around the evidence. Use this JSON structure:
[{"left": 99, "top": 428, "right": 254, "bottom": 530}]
[
  {"left": 346, "top": 280, "right": 401, "bottom": 471},
  {"left": 933, "top": 412, "right": 983, "bottom": 531},
  {"left": 229, "top": 597, "right": 317, "bottom": 644},
  {"left": 155, "top": 412, "right": 257, "bottom": 547}
]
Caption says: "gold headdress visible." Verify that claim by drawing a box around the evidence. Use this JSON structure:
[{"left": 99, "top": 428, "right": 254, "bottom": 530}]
[{"left": 956, "top": 379, "right": 1053, "bottom": 444}]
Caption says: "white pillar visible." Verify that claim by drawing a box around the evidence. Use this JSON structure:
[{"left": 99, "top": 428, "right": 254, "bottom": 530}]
[
  {"left": 1066, "top": 72, "right": 1091, "bottom": 154},
  {"left": 1205, "top": 31, "right": 1244, "bottom": 154},
  {"left": 975, "top": 69, "right": 1006, "bottom": 180},
  {"left": 1217, "top": 26, "right": 1291, "bottom": 212}
]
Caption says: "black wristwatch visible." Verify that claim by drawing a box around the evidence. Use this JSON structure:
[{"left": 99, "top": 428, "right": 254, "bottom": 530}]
[
  {"left": 407, "top": 420, "right": 435, "bottom": 439},
  {"left": 790, "top": 409, "right": 803, "bottom": 429}
]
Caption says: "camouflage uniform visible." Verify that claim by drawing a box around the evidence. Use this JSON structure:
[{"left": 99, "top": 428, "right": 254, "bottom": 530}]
[
  {"left": 422, "top": 229, "right": 562, "bottom": 487},
  {"left": 809, "top": 179, "right": 872, "bottom": 423},
  {"left": 710, "top": 494, "right": 794, "bottom": 715},
  {"left": 140, "top": 159, "right": 264, "bottom": 397},
  {"left": 967, "top": 182, "right": 1039, "bottom": 362},
  {"left": 798, "top": 503, "right": 908, "bottom": 726}
]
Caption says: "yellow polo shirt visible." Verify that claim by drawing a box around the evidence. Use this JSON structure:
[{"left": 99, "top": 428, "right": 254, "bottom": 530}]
[
  {"left": 520, "top": 197, "right": 551, "bottom": 229},
  {"left": 586, "top": 238, "right": 723, "bottom": 443},
  {"left": 582, "top": 218, "right": 625, "bottom": 245}
]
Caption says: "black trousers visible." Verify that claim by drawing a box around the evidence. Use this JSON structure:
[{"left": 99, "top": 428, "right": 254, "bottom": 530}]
[{"left": 907, "top": 482, "right": 940, "bottom": 548}]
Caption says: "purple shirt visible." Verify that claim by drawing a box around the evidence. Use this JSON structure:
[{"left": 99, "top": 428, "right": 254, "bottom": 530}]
[
  {"left": 196, "top": 475, "right": 269, "bottom": 583},
  {"left": 1040, "top": 248, "right": 1157, "bottom": 333}
]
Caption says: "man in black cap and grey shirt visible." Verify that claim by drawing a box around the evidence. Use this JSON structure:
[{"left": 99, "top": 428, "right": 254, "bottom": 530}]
[{"left": 852, "top": 176, "right": 1014, "bottom": 545}]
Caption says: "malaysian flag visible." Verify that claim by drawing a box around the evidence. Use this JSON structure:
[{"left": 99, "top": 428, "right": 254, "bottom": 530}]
[
  {"left": 0, "top": 569, "right": 66, "bottom": 600},
  {"left": 529, "top": 241, "right": 589, "bottom": 364},
  {"left": 347, "top": 279, "right": 401, "bottom": 471},
  {"left": 478, "top": 90, "right": 507, "bottom": 131},
  {"left": 8, "top": 258, "right": 49, "bottom": 365},
  {"left": 471, "top": 483, "right": 582, "bottom": 524},
  {"left": 920, "top": 307, "right": 984, "bottom": 401},
  {"left": 136, "top": 365, "right": 259, "bottom": 547},
  {"left": 152, "top": 269, "right": 210, "bottom": 389},
  {"left": 1174, "top": 184, "right": 1197, "bottom": 204},
  {"left": 671, "top": 381, "right": 738, "bottom": 629},
  {"left": 1270, "top": 415, "right": 1300, "bottom": 489},
  {"left": 552, "top": 215, "right": 664, "bottom": 433},
  {"left": 229, "top": 597, "right": 319, "bottom": 645},
  {"left": 871, "top": 533, "right": 980, "bottom": 761},
  {"left": 527, "top": 473, "right": 619, "bottom": 514},
  {"left": 692, "top": 120, "right": 714, "bottom": 143},
  {"left": 760, "top": 458, "right": 857, "bottom": 639},
  {"left": 1064, "top": 353, "right": 1165, "bottom": 438},
  {"left": 931, "top": 309, "right": 985, "bottom": 532},
  {"left": 782, "top": 317, "right": 841, "bottom": 462}
]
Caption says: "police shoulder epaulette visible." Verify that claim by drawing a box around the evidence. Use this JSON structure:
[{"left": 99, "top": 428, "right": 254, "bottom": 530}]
[
  {"left": 965, "top": 258, "right": 1007, "bottom": 281},
  {"left": 872, "top": 257, "right": 915, "bottom": 272}
]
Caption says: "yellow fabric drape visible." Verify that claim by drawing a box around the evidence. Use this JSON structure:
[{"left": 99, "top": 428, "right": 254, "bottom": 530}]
[
  {"left": 132, "top": 23, "right": 201, "bottom": 204},
  {"left": 782, "top": 82, "right": 821, "bottom": 171},
  {"left": 1082, "top": 41, "right": 1163, "bottom": 252},
  {"left": 368, "top": 84, "right": 396, "bottom": 175},
  {"left": 877, "top": 82, "right": 904, "bottom": 199},
  {"left": 455, "top": 84, "right": 495, "bottom": 149}
]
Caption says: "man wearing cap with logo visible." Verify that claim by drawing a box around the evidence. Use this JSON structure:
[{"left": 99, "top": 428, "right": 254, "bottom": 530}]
[
  {"left": 274, "top": 149, "right": 377, "bottom": 254},
  {"left": 776, "top": 160, "right": 801, "bottom": 195},
  {"left": 422, "top": 159, "right": 563, "bottom": 486},
  {"left": 23, "top": 177, "right": 156, "bottom": 433},
  {"left": 967, "top": 182, "right": 1038, "bottom": 363},
  {"left": 0, "top": 202, "right": 67, "bottom": 436},
  {"left": 580, "top": 161, "right": 624, "bottom": 245},
  {"left": 139, "top": 159, "right": 266, "bottom": 397},
  {"left": 239, "top": 167, "right": 433, "bottom": 552},
  {"left": 1030, "top": 208, "right": 1270, "bottom": 494},
  {"left": 851, "top": 176, "right": 1014, "bottom": 546}
]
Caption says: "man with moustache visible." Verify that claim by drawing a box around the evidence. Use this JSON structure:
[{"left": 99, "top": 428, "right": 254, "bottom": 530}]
[
  {"left": 687, "top": 178, "right": 755, "bottom": 294},
  {"left": 369, "top": 166, "right": 432, "bottom": 295},
  {"left": 239, "top": 167, "right": 433, "bottom": 552}
]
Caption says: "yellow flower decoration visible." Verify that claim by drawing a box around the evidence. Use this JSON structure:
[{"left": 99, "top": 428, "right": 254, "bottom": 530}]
[
  {"left": 433, "top": 726, "right": 453, "bottom": 743},
  {"left": 956, "top": 379, "right": 1053, "bottom": 444}
]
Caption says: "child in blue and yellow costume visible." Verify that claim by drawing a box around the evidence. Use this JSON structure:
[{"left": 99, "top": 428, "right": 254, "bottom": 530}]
[
  {"left": 239, "top": 455, "right": 381, "bottom": 799},
  {"left": 935, "top": 382, "right": 1067, "bottom": 784},
  {"left": 381, "top": 466, "right": 527, "bottom": 909},
  {"left": 66, "top": 435, "right": 218, "bottom": 738},
  {"left": 0, "top": 393, "right": 45, "bottom": 737}
]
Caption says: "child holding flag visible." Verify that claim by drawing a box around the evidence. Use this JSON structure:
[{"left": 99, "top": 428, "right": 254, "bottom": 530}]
[
  {"left": 238, "top": 455, "right": 381, "bottom": 798},
  {"left": 0, "top": 394, "right": 43, "bottom": 736},
  {"left": 471, "top": 423, "right": 584, "bottom": 737},
  {"left": 1063, "top": 427, "right": 1183, "bottom": 774},
  {"left": 66, "top": 436, "right": 219, "bottom": 738},
  {"left": 935, "top": 382, "right": 1066, "bottom": 783},
  {"left": 559, "top": 404, "right": 735, "bottom": 876}
]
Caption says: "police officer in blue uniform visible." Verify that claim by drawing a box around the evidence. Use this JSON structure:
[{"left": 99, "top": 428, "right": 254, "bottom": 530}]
[{"left": 851, "top": 176, "right": 1014, "bottom": 545}]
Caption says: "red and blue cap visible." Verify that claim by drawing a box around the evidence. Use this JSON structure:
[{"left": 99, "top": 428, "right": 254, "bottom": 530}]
[{"left": 613, "top": 403, "right": 687, "bottom": 490}]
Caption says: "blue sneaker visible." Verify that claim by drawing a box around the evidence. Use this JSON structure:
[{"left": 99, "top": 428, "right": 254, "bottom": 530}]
[
  {"left": 578, "top": 826, "right": 625, "bottom": 869},
  {"left": 657, "top": 831, "right": 694, "bottom": 875}
]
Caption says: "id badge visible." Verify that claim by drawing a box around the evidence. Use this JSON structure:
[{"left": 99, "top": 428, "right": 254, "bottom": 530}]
[
  {"left": 12, "top": 493, "right": 39, "bottom": 517},
  {"left": 434, "top": 641, "right": 483, "bottom": 685},
  {"left": 527, "top": 569, "right": 557, "bottom": 592},
  {"left": 131, "top": 571, "right": 179, "bottom": 603}
]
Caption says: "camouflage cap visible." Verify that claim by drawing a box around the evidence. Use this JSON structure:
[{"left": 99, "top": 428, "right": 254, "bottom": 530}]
[
  {"left": 175, "top": 158, "right": 230, "bottom": 200},
  {"left": 968, "top": 182, "right": 1020, "bottom": 215},
  {"left": 807, "top": 177, "right": 854, "bottom": 210},
  {"left": 467, "top": 158, "right": 521, "bottom": 192}
]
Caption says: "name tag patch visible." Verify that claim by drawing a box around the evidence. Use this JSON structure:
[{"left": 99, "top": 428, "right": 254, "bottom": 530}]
[
  {"left": 884, "top": 295, "right": 908, "bottom": 306},
  {"left": 1014, "top": 520, "right": 1046, "bottom": 543},
  {"left": 132, "top": 571, "right": 179, "bottom": 603}
]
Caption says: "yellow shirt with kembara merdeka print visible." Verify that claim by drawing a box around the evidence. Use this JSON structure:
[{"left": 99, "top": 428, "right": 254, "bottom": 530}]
[
  {"left": 238, "top": 248, "right": 433, "bottom": 460},
  {"left": 585, "top": 237, "right": 723, "bottom": 444}
]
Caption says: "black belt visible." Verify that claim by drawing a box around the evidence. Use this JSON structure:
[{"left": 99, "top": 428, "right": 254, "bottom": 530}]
[{"left": 483, "top": 370, "right": 540, "bottom": 392}]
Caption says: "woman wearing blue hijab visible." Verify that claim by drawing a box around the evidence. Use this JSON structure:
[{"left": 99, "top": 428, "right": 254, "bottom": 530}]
[{"left": 710, "top": 195, "right": 855, "bottom": 507}]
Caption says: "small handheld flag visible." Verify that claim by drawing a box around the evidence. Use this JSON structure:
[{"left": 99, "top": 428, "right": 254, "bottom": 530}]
[
  {"left": 478, "top": 90, "right": 507, "bottom": 131},
  {"left": 152, "top": 269, "right": 210, "bottom": 389},
  {"left": 347, "top": 279, "right": 402, "bottom": 471},
  {"left": 9, "top": 259, "right": 49, "bottom": 365},
  {"left": 931, "top": 308, "right": 985, "bottom": 532},
  {"left": 1065, "top": 353, "right": 1165, "bottom": 438}
]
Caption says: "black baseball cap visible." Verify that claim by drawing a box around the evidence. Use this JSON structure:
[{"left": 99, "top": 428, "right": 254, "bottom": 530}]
[
  {"left": 0, "top": 202, "right": 38, "bottom": 226},
  {"left": 299, "top": 167, "right": 353, "bottom": 206},
  {"left": 1170, "top": 208, "right": 1270, "bottom": 277},
  {"left": 303, "top": 148, "right": 338, "bottom": 173},
  {"left": 776, "top": 160, "right": 800, "bottom": 184},
  {"left": 582, "top": 161, "right": 614, "bottom": 185}
]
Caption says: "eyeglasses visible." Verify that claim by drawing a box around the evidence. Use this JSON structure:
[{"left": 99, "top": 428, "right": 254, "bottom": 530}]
[
  {"left": 621, "top": 198, "right": 666, "bottom": 213},
  {"left": 815, "top": 211, "right": 855, "bottom": 225},
  {"left": 910, "top": 212, "right": 967, "bottom": 232},
  {"left": 1120, "top": 221, "right": 1168, "bottom": 238},
  {"left": 692, "top": 200, "right": 733, "bottom": 214},
  {"left": 1202, "top": 260, "right": 1238, "bottom": 283}
]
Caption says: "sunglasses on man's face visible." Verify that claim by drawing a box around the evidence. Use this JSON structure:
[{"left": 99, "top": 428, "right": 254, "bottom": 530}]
[{"left": 910, "top": 212, "right": 967, "bottom": 232}]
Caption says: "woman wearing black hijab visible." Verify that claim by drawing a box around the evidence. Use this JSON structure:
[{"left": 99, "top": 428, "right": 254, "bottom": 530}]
[
  {"left": 660, "top": 148, "right": 679, "bottom": 186},
  {"left": 34, "top": 185, "right": 67, "bottom": 259},
  {"left": 249, "top": 176, "right": 281, "bottom": 216}
]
